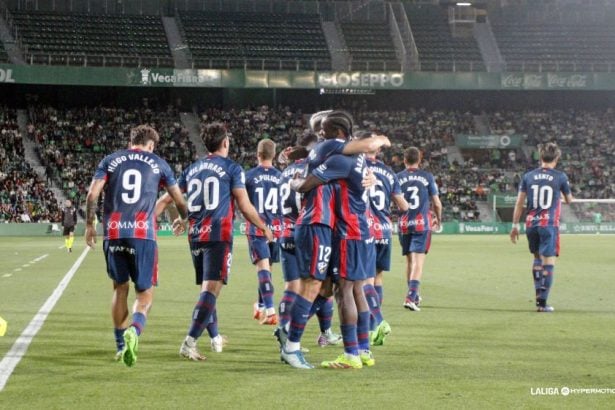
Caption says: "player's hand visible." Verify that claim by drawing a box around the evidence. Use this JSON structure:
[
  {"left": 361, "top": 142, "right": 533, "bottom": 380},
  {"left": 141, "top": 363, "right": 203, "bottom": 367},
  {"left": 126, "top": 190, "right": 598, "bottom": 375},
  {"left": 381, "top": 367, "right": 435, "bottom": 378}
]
[
  {"left": 510, "top": 227, "right": 519, "bottom": 244},
  {"left": 432, "top": 219, "right": 441, "bottom": 232},
  {"left": 85, "top": 224, "right": 97, "bottom": 249},
  {"left": 172, "top": 217, "right": 187, "bottom": 236},
  {"left": 362, "top": 169, "right": 377, "bottom": 188},
  {"left": 289, "top": 177, "right": 304, "bottom": 192},
  {"left": 373, "top": 134, "right": 391, "bottom": 148},
  {"left": 263, "top": 227, "right": 274, "bottom": 243}
]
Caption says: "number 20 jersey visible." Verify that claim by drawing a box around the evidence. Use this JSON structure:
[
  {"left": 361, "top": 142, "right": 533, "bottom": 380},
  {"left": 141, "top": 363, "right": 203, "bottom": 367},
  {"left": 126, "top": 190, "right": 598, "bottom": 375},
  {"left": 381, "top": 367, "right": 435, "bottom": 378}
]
[
  {"left": 178, "top": 154, "right": 246, "bottom": 243},
  {"left": 94, "top": 148, "right": 177, "bottom": 241}
]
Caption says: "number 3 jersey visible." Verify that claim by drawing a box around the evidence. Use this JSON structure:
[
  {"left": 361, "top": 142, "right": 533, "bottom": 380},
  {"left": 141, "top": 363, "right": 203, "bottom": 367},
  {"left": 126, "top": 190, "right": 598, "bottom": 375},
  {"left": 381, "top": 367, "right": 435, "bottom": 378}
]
[
  {"left": 178, "top": 154, "right": 246, "bottom": 243},
  {"left": 244, "top": 165, "right": 282, "bottom": 237},
  {"left": 397, "top": 167, "right": 438, "bottom": 234},
  {"left": 520, "top": 167, "right": 571, "bottom": 228},
  {"left": 93, "top": 148, "right": 177, "bottom": 241}
]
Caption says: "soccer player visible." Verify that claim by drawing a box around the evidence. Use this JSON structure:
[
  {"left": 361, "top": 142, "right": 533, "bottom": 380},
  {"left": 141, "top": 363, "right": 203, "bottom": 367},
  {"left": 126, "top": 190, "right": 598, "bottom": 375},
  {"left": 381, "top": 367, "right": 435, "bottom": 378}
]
[
  {"left": 245, "top": 139, "right": 282, "bottom": 325},
  {"left": 157, "top": 124, "right": 273, "bottom": 361},
  {"left": 279, "top": 111, "right": 389, "bottom": 369},
  {"left": 397, "top": 147, "right": 442, "bottom": 311},
  {"left": 61, "top": 199, "right": 78, "bottom": 253},
  {"left": 359, "top": 131, "right": 409, "bottom": 345},
  {"left": 276, "top": 133, "right": 341, "bottom": 347},
  {"left": 510, "top": 142, "right": 573, "bottom": 312},
  {"left": 85, "top": 125, "right": 188, "bottom": 367}
]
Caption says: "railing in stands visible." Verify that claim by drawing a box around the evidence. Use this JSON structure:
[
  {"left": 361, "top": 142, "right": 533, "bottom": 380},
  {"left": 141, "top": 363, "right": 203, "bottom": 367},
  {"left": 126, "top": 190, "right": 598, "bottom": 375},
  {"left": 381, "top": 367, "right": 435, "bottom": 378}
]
[
  {"left": 24, "top": 53, "right": 174, "bottom": 68},
  {"left": 190, "top": 57, "right": 331, "bottom": 71}
]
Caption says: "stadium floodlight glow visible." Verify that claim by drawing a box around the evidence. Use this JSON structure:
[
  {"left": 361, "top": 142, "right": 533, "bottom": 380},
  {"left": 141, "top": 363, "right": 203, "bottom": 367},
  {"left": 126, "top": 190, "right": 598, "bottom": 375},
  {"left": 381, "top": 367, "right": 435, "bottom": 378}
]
[{"left": 456, "top": 2, "right": 472, "bottom": 6}]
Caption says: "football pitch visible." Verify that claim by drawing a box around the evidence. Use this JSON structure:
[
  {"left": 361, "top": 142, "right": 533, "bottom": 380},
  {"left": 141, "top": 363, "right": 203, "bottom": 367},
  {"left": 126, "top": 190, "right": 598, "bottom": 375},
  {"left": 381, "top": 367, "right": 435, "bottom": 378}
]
[{"left": 0, "top": 234, "right": 613, "bottom": 409}]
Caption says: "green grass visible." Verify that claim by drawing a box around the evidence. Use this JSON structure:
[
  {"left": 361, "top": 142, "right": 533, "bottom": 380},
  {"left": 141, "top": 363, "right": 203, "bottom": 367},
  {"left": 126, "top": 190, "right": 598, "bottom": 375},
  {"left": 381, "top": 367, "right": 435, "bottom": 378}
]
[{"left": 0, "top": 234, "right": 614, "bottom": 409}]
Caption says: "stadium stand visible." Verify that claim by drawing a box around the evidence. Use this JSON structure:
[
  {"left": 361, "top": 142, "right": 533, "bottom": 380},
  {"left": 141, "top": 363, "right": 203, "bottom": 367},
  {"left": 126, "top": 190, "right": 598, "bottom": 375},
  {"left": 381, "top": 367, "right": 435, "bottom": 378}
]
[
  {"left": 179, "top": 12, "right": 331, "bottom": 70},
  {"left": 27, "top": 105, "right": 195, "bottom": 206},
  {"left": 492, "top": 4, "right": 615, "bottom": 72},
  {"left": 11, "top": 12, "right": 173, "bottom": 67},
  {"left": 0, "top": 107, "right": 61, "bottom": 223},
  {"left": 339, "top": 22, "right": 400, "bottom": 71},
  {"left": 404, "top": 4, "right": 485, "bottom": 72},
  {"left": 0, "top": 41, "right": 8, "bottom": 63}
]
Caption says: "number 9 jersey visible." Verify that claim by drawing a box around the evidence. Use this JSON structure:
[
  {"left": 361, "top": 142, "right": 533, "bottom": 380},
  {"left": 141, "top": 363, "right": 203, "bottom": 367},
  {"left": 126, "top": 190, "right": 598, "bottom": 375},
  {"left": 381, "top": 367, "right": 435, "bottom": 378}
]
[
  {"left": 94, "top": 148, "right": 177, "bottom": 241},
  {"left": 178, "top": 154, "right": 246, "bottom": 243}
]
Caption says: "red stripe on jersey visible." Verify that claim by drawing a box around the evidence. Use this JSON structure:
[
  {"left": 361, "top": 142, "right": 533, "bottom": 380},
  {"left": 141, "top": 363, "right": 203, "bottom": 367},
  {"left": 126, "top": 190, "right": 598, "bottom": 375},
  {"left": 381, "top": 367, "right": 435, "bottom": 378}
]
[
  {"left": 399, "top": 214, "right": 409, "bottom": 235},
  {"left": 415, "top": 213, "right": 425, "bottom": 233},
  {"left": 338, "top": 180, "right": 360, "bottom": 238},
  {"left": 539, "top": 211, "right": 548, "bottom": 227},
  {"left": 221, "top": 202, "right": 234, "bottom": 242},
  {"left": 339, "top": 240, "right": 348, "bottom": 279},
  {"left": 555, "top": 230, "right": 560, "bottom": 256},
  {"left": 199, "top": 216, "right": 212, "bottom": 242},
  {"left": 553, "top": 201, "right": 561, "bottom": 227},
  {"left": 272, "top": 217, "right": 282, "bottom": 239},
  {"left": 108, "top": 212, "right": 121, "bottom": 240},
  {"left": 134, "top": 212, "right": 148, "bottom": 239},
  {"left": 313, "top": 186, "right": 323, "bottom": 223},
  {"left": 425, "top": 231, "right": 432, "bottom": 253}
]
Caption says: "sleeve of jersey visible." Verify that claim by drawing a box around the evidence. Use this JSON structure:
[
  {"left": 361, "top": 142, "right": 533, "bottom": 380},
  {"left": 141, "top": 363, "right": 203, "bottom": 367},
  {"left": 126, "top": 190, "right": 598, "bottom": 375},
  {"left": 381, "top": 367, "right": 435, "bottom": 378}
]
[
  {"left": 319, "top": 139, "right": 346, "bottom": 157},
  {"left": 312, "top": 155, "right": 350, "bottom": 183},
  {"left": 160, "top": 160, "right": 177, "bottom": 187},
  {"left": 392, "top": 174, "right": 402, "bottom": 196},
  {"left": 519, "top": 176, "right": 528, "bottom": 193},
  {"left": 93, "top": 158, "right": 108, "bottom": 180},
  {"left": 231, "top": 164, "right": 246, "bottom": 190},
  {"left": 177, "top": 170, "right": 187, "bottom": 193},
  {"left": 428, "top": 175, "right": 439, "bottom": 196}
]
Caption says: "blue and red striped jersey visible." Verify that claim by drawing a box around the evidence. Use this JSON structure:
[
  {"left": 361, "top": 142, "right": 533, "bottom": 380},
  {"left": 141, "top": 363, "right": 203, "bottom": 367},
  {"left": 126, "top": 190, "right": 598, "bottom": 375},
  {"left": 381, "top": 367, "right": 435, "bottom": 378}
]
[
  {"left": 520, "top": 167, "right": 571, "bottom": 228},
  {"left": 245, "top": 165, "right": 282, "bottom": 237},
  {"left": 296, "top": 139, "right": 346, "bottom": 228},
  {"left": 365, "top": 157, "right": 402, "bottom": 239},
  {"left": 397, "top": 167, "right": 438, "bottom": 234},
  {"left": 313, "top": 153, "right": 371, "bottom": 240},
  {"left": 279, "top": 160, "right": 305, "bottom": 238},
  {"left": 93, "top": 148, "right": 176, "bottom": 241},
  {"left": 178, "top": 154, "right": 245, "bottom": 243}
]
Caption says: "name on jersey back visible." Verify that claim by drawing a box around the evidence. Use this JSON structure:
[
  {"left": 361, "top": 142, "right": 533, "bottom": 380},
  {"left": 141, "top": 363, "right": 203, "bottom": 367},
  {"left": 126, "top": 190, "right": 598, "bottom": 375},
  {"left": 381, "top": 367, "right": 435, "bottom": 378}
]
[
  {"left": 108, "top": 153, "right": 161, "bottom": 174},
  {"left": 187, "top": 161, "right": 227, "bottom": 179},
  {"left": 399, "top": 174, "right": 429, "bottom": 186}
]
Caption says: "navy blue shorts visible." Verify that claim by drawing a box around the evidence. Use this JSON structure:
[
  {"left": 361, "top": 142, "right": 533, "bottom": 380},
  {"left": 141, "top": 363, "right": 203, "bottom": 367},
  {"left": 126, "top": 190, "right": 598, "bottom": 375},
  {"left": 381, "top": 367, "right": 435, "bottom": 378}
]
[
  {"left": 294, "top": 224, "right": 333, "bottom": 281},
  {"left": 399, "top": 231, "right": 432, "bottom": 255},
  {"left": 331, "top": 237, "right": 376, "bottom": 282},
  {"left": 374, "top": 238, "right": 392, "bottom": 271},
  {"left": 247, "top": 235, "right": 280, "bottom": 264},
  {"left": 103, "top": 238, "right": 158, "bottom": 291},
  {"left": 280, "top": 236, "right": 301, "bottom": 282},
  {"left": 190, "top": 241, "right": 233, "bottom": 285},
  {"left": 526, "top": 226, "right": 560, "bottom": 257}
]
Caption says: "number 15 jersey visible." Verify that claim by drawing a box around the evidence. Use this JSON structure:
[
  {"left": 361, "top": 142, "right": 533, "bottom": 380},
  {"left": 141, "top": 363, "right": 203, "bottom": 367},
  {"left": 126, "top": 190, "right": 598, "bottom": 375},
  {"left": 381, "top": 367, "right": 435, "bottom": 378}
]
[
  {"left": 178, "top": 154, "right": 246, "bottom": 243},
  {"left": 94, "top": 148, "right": 177, "bottom": 241}
]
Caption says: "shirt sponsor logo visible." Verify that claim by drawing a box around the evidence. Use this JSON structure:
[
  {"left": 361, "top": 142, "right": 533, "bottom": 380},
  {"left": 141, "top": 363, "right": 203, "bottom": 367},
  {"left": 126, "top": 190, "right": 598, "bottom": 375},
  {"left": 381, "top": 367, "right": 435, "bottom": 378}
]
[
  {"left": 108, "top": 245, "right": 136, "bottom": 254},
  {"left": 107, "top": 220, "right": 150, "bottom": 230}
]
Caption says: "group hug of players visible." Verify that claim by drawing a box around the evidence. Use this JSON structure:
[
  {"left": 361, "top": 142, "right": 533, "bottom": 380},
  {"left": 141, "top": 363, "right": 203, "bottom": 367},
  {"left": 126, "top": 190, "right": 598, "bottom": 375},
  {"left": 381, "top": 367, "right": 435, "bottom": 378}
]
[{"left": 84, "top": 110, "right": 572, "bottom": 369}]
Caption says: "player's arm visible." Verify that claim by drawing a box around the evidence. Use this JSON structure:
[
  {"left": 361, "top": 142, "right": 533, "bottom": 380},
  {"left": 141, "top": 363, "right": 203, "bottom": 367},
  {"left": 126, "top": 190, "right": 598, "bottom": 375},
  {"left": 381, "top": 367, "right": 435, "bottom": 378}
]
[
  {"left": 85, "top": 178, "right": 106, "bottom": 248},
  {"left": 341, "top": 135, "right": 391, "bottom": 155},
  {"left": 291, "top": 174, "right": 325, "bottom": 194},
  {"left": 233, "top": 188, "right": 274, "bottom": 242},
  {"left": 509, "top": 191, "right": 526, "bottom": 244},
  {"left": 392, "top": 193, "right": 409, "bottom": 212},
  {"left": 562, "top": 192, "right": 573, "bottom": 204},
  {"left": 430, "top": 195, "right": 443, "bottom": 230},
  {"left": 155, "top": 193, "right": 173, "bottom": 218}
]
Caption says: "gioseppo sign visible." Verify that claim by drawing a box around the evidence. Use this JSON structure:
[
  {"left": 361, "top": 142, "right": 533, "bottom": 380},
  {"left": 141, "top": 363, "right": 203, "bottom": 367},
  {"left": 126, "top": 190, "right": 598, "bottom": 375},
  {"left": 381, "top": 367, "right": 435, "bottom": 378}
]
[
  {"left": 0, "top": 68, "right": 15, "bottom": 83},
  {"left": 317, "top": 72, "right": 404, "bottom": 89}
]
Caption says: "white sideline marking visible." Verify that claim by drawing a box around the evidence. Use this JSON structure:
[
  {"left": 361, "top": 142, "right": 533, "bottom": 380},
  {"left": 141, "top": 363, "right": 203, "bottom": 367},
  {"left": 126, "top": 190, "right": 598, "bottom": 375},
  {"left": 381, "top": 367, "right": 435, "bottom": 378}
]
[
  {"left": 2, "top": 274, "right": 11, "bottom": 278},
  {"left": 0, "top": 247, "right": 90, "bottom": 391}
]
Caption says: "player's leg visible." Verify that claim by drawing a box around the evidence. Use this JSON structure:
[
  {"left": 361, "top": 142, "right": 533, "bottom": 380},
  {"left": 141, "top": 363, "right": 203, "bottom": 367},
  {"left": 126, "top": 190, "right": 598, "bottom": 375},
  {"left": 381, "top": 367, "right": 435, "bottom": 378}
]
[
  {"left": 526, "top": 227, "right": 543, "bottom": 305},
  {"left": 314, "top": 284, "right": 342, "bottom": 347},
  {"left": 63, "top": 226, "right": 70, "bottom": 252},
  {"left": 275, "top": 239, "right": 300, "bottom": 345},
  {"left": 255, "top": 255, "right": 277, "bottom": 324},
  {"left": 536, "top": 227, "right": 558, "bottom": 312},
  {"left": 111, "top": 281, "right": 129, "bottom": 360},
  {"left": 181, "top": 242, "right": 231, "bottom": 361},
  {"left": 103, "top": 239, "right": 132, "bottom": 360},
  {"left": 120, "top": 239, "right": 157, "bottom": 367},
  {"left": 281, "top": 225, "right": 330, "bottom": 368}
]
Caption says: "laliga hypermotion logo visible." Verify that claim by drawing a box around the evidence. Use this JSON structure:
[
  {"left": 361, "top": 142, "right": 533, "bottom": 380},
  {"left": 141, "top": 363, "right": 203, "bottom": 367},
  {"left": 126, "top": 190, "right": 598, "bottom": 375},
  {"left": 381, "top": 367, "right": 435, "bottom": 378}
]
[{"left": 140, "top": 68, "right": 151, "bottom": 85}]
